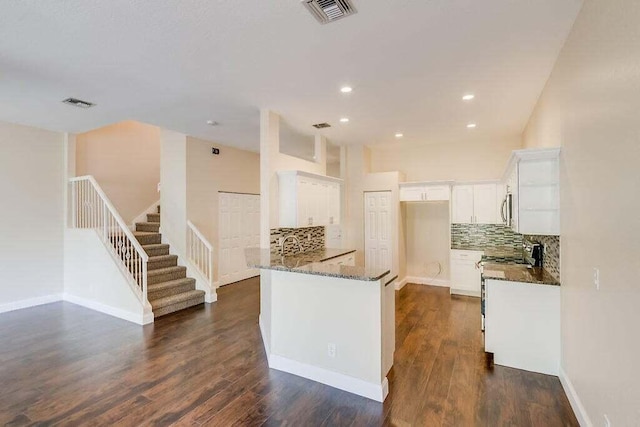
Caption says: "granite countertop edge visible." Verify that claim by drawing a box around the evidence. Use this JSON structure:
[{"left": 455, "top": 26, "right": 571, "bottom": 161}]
[
  {"left": 482, "top": 263, "right": 561, "bottom": 287},
  {"left": 245, "top": 248, "right": 389, "bottom": 282}
]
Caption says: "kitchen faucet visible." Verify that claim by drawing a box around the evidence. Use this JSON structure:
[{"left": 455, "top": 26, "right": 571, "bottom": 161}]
[{"left": 281, "top": 234, "right": 304, "bottom": 254}]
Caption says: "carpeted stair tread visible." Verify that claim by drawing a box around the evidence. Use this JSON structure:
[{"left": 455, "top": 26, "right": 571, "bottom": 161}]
[
  {"left": 147, "top": 254, "right": 178, "bottom": 270},
  {"left": 147, "top": 213, "right": 160, "bottom": 222},
  {"left": 141, "top": 244, "right": 170, "bottom": 256},
  {"left": 133, "top": 232, "right": 161, "bottom": 245},
  {"left": 147, "top": 277, "right": 196, "bottom": 300},
  {"left": 148, "top": 277, "right": 196, "bottom": 293},
  {"left": 147, "top": 266, "right": 186, "bottom": 276},
  {"left": 136, "top": 222, "right": 160, "bottom": 232},
  {"left": 150, "top": 290, "right": 205, "bottom": 310}
]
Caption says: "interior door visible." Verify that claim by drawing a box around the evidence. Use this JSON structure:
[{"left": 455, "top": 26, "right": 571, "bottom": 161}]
[
  {"left": 218, "top": 192, "right": 260, "bottom": 286},
  {"left": 364, "top": 191, "right": 393, "bottom": 276}
]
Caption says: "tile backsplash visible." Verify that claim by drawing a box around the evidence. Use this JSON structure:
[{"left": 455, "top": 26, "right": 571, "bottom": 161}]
[
  {"left": 270, "top": 226, "right": 325, "bottom": 255},
  {"left": 451, "top": 224, "right": 523, "bottom": 250},
  {"left": 524, "top": 234, "right": 560, "bottom": 281}
]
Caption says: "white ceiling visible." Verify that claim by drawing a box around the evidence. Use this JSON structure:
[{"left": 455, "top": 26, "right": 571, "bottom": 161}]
[{"left": 0, "top": 0, "right": 582, "bottom": 151}]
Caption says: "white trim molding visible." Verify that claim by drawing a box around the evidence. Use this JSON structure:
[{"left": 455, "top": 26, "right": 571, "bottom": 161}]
[
  {"left": 404, "top": 276, "right": 451, "bottom": 288},
  {"left": 559, "top": 366, "right": 592, "bottom": 427},
  {"left": 395, "top": 277, "right": 408, "bottom": 291},
  {"left": 130, "top": 199, "right": 160, "bottom": 230},
  {"left": 268, "top": 354, "right": 389, "bottom": 402},
  {"left": 63, "top": 293, "right": 153, "bottom": 325},
  {"left": 0, "top": 294, "right": 63, "bottom": 314}
]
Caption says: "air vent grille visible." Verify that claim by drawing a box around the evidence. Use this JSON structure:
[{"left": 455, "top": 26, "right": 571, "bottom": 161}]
[
  {"left": 62, "top": 97, "right": 95, "bottom": 108},
  {"left": 301, "top": 0, "right": 357, "bottom": 24},
  {"left": 312, "top": 122, "right": 331, "bottom": 129}
]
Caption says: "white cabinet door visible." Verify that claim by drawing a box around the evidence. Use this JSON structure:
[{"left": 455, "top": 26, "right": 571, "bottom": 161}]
[
  {"left": 399, "top": 185, "right": 425, "bottom": 202},
  {"left": 297, "top": 178, "right": 312, "bottom": 227},
  {"left": 450, "top": 250, "right": 483, "bottom": 296},
  {"left": 328, "top": 183, "right": 340, "bottom": 225},
  {"left": 473, "top": 184, "right": 497, "bottom": 224},
  {"left": 452, "top": 185, "right": 474, "bottom": 223}
]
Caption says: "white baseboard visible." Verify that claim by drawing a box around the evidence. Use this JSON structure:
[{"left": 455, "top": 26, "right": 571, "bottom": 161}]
[
  {"left": 405, "top": 276, "right": 450, "bottom": 287},
  {"left": 205, "top": 291, "right": 218, "bottom": 304},
  {"left": 395, "top": 277, "right": 407, "bottom": 291},
  {"left": 63, "top": 293, "right": 153, "bottom": 325},
  {"left": 0, "top": 294, "right": 62, "bottom": 314},
  {"left": 559, "top": 366, "right": 592, "bottom": 427},
  {"left": 269, "top": 353, "right": 389, "bottom": 402},
  {"left": 450, "top": 288, "right": 481, "bottom": 298},
  {"left": 258, "top": 315, "right": 271, "bottom": 359}
]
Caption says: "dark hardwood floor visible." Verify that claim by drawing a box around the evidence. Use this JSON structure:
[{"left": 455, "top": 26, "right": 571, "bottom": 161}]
[{"left": 0, "top": 279, "right": 578, "bottom": 426}]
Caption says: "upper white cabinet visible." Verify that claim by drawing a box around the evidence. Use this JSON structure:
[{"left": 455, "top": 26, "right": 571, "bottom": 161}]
[
  {"left": 503, "top": 148, "right": 560, "bottom": 235},
  {"left": 452, "top": 183, "right": 498, "bottom": 224},
  {"left": 399, "top": 182, "right": 450, "bottom": 202},
  {"left": 278, "top": 171, "right": 342, "bottom": 228}
]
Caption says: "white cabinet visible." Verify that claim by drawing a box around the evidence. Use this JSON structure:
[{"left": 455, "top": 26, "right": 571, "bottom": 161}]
[
  {"left": 278, "top": 171, "right": 342, "bottom": 228},
  {"left": 484, "top": 279, "right": 560, "bottom": 375},
  {"left": 399, "top": 183, "right": 450, "bottom": 202},
  {"left": 449, "top": 249, "right": 483, "bottom": 297},
  {"left": 452, "top": 184, "right": 498, "bottom": 224},
  {"left": 502, "top": 148, "right": 560, "bottom": 235},
  {"left": 322, "top": 252, "right": 356, "bottom": 267}
]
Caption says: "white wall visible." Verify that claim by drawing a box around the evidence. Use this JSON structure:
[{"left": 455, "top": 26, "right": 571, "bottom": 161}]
[
  {"left": 76, "top": 121, "right": 160, "bottom": 224},
  {"left": 160, "top": 130, "right": 188, "bottom": 257},
  {"left": 186, "top": 136, "right": 260, "bottom": 282},
  {"left": 405, "top": 202, "right": 450, "bottom": 281},
  {"left": 369, "top": 136, "right": 522, "bottom": 182},
  {"left": 63, "top": 229, "right": 151, "bottom": 324},
  {"left": 523, "top": 0, "right": 640, "bottom": 424},
  {"left": 0, "top": 121, "right": 65, "bottom": 312}
]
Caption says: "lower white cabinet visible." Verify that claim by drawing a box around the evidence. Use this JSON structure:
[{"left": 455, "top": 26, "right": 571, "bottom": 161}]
[
  {"left": 484, "top": 279, "right": 560, "bottom": 375},
  {"left": 322, "top": 252, "right": 356, "bottom": 267},
  {"left": 449, "top": 249, "right": 483, "bottom": 297}
]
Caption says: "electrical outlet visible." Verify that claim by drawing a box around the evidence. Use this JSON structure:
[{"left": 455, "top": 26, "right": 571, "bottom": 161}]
[
  {"left": 593, "top": 268, "right": 600, "bottom": 290},
  {"left": 604, "top": 414, "right": 611, "bottom": 427},
  {"left": 327, "top": 343, "right": 336, "bottom": 358}
]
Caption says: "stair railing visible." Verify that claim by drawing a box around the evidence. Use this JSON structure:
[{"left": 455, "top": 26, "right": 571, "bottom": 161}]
[
  {"left": 69, "top": 176, "right": 149, "bottom": 303},
  {"left": 186, "top": 221, "right": 214, "bottom": 286}
]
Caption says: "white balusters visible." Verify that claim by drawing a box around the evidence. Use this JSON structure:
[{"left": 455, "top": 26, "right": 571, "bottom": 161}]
[
  {"left": 187, "top": 221, "right": 213, "bottom": 286},
  {"left": 69, "top": 176, "right": 149, "bottom": 302}
]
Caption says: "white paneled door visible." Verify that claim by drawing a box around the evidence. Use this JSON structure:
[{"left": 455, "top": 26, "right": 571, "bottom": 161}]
[
  {"left": 218, "top": 192, "right": 260, "bottom": 286},
  {"left": 364, "top": 191, "right": 393, "bottom": 276}
]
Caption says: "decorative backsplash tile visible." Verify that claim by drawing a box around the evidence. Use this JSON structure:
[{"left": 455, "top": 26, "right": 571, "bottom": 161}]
[
  {"left": 270, "top": 226, "right": 325, "bottom": 255},
  {"left": 451, "top": 224, "right": 523, "bottom": 250},
  {"left": 524, "top": 234, "right": 560, "bottom": 281}
]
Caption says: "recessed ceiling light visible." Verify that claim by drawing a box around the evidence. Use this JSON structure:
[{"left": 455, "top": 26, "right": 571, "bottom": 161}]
[
  {"left": 467, "top": 123, "right": 477, "bottom": 129},
  {"left": 340, "top": 86, "right": 353, "bottom": 93},
  {"left": 395, "top": 133, "right": 403, "bottom": 138},
  {"left": 340, "top": 117, "right": 349, "bottom": 123},
  {"left": 462, "top": 94, "right": 475, "bottom": 101},
  {"left": 206, "top": 120, "right": 219, "bottom": 126}
]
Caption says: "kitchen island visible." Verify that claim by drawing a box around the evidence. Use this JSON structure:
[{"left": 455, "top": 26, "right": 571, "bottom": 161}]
[{"left": 246, "top": 248, "right": 394, "bottom": 402}]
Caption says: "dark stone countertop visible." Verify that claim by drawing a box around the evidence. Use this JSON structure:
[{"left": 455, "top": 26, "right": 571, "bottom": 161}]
[
  {"left": 452, "top": 245, "right": 528, "bottom": 264},
  {"left": 482, "top": 263, "right": 561, "bottom": 286},
  {"left": 245, "top": 248, "right": 390, "bottom": 282}
]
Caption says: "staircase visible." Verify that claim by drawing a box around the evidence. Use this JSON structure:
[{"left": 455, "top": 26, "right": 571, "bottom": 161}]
[{"left": 133, "top": 206, "right": 205, "bottom": 318}]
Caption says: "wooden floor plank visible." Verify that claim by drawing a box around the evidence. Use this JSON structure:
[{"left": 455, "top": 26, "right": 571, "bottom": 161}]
[{"left": 0, "top": 280, "right": 578, "bottom": 426}]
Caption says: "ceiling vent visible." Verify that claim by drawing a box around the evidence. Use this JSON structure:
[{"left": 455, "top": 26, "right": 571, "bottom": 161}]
[
  {"left": 301, "top": 0, "right": 357, "bottom": 24},
  {"left": 312, "top": 122, "right": 331, "bottom": 129},
  {"left": 62, "top": 97, "right": 95, "bottom": 108}
]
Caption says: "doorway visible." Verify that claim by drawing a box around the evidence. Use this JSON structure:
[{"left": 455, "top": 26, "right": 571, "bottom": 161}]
[
  {"left": 218, "top": 192, "right": 260, "bottom": 286},
  {"left": 364, "top": 191, "right": 393, "bottom": 275}
]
